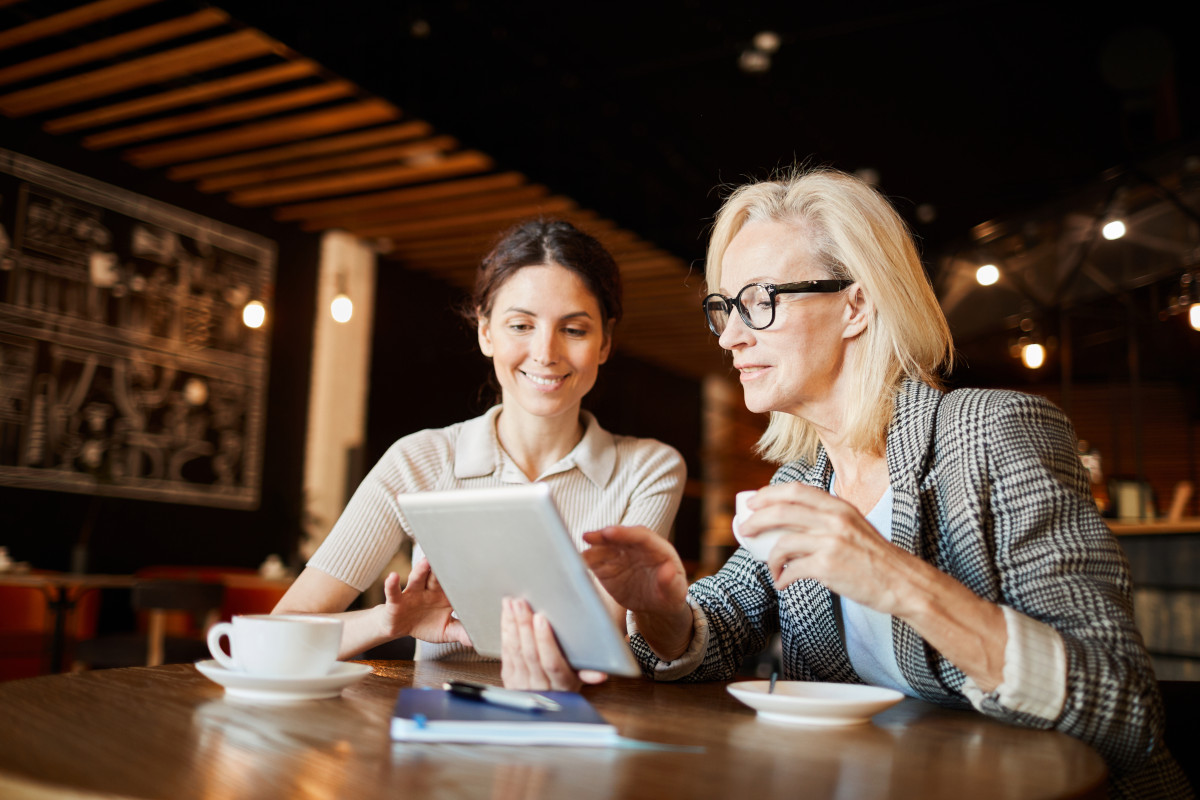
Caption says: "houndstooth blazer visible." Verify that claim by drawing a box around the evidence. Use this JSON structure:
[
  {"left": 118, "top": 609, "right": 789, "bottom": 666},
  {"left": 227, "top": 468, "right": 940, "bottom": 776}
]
[{"left": 630, "top": 379, "right": 1190, "bottom": 799}]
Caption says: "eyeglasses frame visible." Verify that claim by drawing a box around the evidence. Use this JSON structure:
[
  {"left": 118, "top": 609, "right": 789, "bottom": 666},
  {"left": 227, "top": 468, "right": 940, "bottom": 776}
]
[{"left": 702, "top": 279, "right": 855, "bottom": 336}]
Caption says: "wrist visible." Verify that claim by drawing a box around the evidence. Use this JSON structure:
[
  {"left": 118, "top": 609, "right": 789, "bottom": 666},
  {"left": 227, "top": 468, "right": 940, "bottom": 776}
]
[
  {"left": 635, "top": 602, "right": 694, "bottom": 661},
  {"left": 886, "top": 554, "right": 944, "bottom": 622}
]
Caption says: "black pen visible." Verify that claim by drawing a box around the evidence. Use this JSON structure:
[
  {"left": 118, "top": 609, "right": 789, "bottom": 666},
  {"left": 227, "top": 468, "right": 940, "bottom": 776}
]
[{"left": 444, "top": 680, "right": 562, "bottom": 712}]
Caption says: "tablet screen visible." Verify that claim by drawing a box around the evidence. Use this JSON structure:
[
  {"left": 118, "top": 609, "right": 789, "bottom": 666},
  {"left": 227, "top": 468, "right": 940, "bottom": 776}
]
[{"left": 395, "top": 484, "right": 641, "bottom": 677}]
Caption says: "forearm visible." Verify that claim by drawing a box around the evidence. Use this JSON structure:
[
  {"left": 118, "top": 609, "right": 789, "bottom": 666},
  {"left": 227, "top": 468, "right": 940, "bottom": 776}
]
[
  {"left": 892, "top": 558, "right": 1007, "bottom": 691},
  {"left": 271, "top": 600, "right": 399, "bottom": 660},
  {"left": 273, "top": 567, "right": 404, "bottom": 660}
]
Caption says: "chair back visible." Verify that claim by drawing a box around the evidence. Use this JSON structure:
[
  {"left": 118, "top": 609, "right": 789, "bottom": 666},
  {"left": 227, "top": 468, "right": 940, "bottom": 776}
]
[{"left": 131, "top": 580, "right": 225, "bottom": 667}]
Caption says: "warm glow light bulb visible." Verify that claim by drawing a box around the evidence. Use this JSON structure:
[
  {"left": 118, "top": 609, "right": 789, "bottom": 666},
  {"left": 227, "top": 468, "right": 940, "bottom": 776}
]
[
  {"left": 1022, "top": 343, "right": 1046, "bottom": 369},
  {"left": 331, "top": 293, "right": 353, "bottom": 323},
  {"left": 1102, "top": 219, "right": 1126, "bottom": 240},
  {"left": 1190, "top": 303, "right": 1200, "bottom": 331},
  {"left": 976, "top": 264, "right": 1000, "bottom": 286},
  {"left": 242, "top": 300, "right": 265, "bottom": 329}
]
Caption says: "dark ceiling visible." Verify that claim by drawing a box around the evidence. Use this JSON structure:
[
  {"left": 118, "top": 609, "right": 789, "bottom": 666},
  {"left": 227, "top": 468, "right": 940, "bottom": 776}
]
[
  {"left": 222, "top": 0, "right": 1200, "bottom": 267},
  {"left": 4, "top": 0, "right": 1196, "bottom": 387}
]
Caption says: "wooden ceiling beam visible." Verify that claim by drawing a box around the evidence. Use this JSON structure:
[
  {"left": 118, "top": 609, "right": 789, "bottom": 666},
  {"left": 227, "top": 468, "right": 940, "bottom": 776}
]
[
  {"left": 274, "top": 171, "right": 525, "bottom": 221},
  {"left": 340, "top": 189, "right": 561, "bottom": 235},
  {"left": 0, "top": 0, "right": 162, "bottom": 51},
  {"left": 227, "top": 149, "right": 491, "bottom": 206},
  {"left": 124, "top": 97, "right": 398, "bottom": 167},
  {"left": 197, "top": 134, "right": 457, "bottom": 192},
  {"left": 352, "top": 197, "right": 575, "bottom": 238},
  {"left": 390, "top": 241, "right": 507, "bottom": 263},
  {"left": 390, "top": 210, "right": 609, "bottom": 246},
  {"left": 0, "top": 28, "right": 280, "bottom": 116},
  {"left": 0, "top": 8, "right": 230, "bottom": 90},
  {"left": 389, "top": 248, "right": 494, "bottom": 267},
  {"left": 45, "top": 60, "right": 320, "bottom": 134},
  {"left": 167, "top": 120, "right": 431, "bottom": 180},
  {"left": 398, "top": 261, "right": 483, "bottom": 279},
  {"left": 82, "top": 80, "right": 356, "bottom": 149},
  {"left": 388, "top": 233, "right": 505, "bottom": 258},
  {"left": 300, "top": 184, "right": 549, "bottom": 232}
]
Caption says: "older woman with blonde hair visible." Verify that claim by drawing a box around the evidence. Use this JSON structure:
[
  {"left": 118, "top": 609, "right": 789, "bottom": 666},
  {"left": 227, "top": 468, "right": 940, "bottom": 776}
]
[{"left": 508, "top": 169, "right": 1188, "bottom": 799}]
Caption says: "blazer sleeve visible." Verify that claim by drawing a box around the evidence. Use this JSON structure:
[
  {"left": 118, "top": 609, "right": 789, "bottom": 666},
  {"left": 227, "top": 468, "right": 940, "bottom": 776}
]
[
  {"left": 629, "top": 548, "right": 780, "bottom": 681},
  {"left": 970, "top": 390, "right": 1163, "bottom": 774}
]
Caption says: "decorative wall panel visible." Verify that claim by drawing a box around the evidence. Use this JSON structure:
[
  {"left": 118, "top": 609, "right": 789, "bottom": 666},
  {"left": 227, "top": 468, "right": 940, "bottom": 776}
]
[{"left": 0, "top": 150, "right": 274, "bottom": 508}]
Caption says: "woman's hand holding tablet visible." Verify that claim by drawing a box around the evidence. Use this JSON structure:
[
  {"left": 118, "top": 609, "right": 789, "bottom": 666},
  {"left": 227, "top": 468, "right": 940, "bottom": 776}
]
[{"left": 394, "top": 484, "right": 642, "bottom": 678}]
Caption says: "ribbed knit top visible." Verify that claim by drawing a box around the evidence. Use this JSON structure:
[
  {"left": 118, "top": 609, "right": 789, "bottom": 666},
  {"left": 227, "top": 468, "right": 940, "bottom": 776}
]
[{"left": 308, "top": 405, "right": 686, "bottom": 659}]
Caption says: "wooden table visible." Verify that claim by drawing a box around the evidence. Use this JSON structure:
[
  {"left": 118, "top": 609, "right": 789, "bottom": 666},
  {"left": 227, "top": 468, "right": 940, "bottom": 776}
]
[
  {"left": 0, "top": 660, "right": 1107, "bottom": 799},
  {"left": 1107, "top": 517, "right": 1200, "bottom": 536},
  {"left": 0, "top": 572, "right": 135, "bottom": 673}
]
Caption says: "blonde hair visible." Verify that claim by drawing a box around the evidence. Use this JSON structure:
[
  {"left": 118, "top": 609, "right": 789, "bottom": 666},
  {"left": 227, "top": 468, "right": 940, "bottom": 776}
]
[{"left": 706, "top": 168, "right": 954, "bottom": 464}]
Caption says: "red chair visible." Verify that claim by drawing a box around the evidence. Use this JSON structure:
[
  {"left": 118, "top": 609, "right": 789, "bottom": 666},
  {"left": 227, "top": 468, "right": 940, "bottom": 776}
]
[
  {"left": 134, "top": 565, "right": 291, "bottom": 624},
  {"left": 73, "top": 579, "right": 224, "bottom": 669},
  {"left": 0, "top": 575, "right": 100, "bottom": 680}
]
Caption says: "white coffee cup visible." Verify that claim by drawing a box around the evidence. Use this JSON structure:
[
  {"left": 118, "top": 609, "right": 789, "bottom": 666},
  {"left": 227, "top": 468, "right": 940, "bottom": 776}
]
[
  {"left": 207, "top": 614, "right": 343, "bottom": 678},
  {"left": 732, "top": 490, "right": 786, "bottom": 562}
]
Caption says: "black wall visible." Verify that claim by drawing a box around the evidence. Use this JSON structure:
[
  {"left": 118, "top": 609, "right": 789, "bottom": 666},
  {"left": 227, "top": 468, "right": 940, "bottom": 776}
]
[
  {"left": 0, "top": 116, "right": 705, "bottom": 576},
  {"left": 0, "top": 116, "right": 319, "bottom": 575}
]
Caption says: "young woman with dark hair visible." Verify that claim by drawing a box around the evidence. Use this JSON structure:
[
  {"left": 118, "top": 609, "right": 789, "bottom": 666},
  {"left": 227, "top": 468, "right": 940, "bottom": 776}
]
[{"left": 273, "top": 219, "right": 685, "bottom": 664}]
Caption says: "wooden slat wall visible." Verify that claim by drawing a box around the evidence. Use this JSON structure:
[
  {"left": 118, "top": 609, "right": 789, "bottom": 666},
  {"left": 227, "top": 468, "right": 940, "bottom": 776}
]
[
  {"left": 1020, "top": 383, "right": 1199, "bottom": 518},
  {"left": 0, "top": 0, "right": 723, "bottom": 379}
]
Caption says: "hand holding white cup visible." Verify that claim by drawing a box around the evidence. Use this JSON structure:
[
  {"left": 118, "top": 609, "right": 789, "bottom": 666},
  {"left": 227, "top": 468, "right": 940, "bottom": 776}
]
[
  {"left": 732, "top": 490, "right": 786, "bottom": 562},
  {"left": 207, "top": 614, "right": 343, "bottom": 678}
]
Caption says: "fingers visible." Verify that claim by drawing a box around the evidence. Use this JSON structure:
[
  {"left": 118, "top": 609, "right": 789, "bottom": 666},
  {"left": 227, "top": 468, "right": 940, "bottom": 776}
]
[
  {"left": 577, "top": 669, "right": 608, "bottom": 686},
  {"left": 499, "top": 598, "right": 582, "bottom": 691},
  {"left": 582, "top": 525, "right": 654, "bottom": 547},
  {"left": 512, "top": 599, "right": 549, "bottom": 690},
  {"left": 383, "top": 572, "right": 403, "bottom": 605},
  {"left": 532, "top": 612, "right": 581, "bottom": 691},
  {"left": 406, "top": 557, "right": 431, "bottom": 590},
  {"left": 500, "top": 597, "right": 527, "bottom": 687},
  {"left": 769, "top": 556, "right": 797, "bottom": 589}
]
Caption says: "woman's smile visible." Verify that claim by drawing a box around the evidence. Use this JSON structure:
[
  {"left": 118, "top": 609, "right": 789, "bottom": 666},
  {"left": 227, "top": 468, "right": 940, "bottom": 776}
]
[{"left": 521, "top": 369, "right": 570, "bottom": 389}]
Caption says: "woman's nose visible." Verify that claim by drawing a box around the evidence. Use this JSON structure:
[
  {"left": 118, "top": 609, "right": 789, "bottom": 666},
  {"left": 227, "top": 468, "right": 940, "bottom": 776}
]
[
  {"left": 718, "top": 309, "right": 753, "bottom": 351},
  {"left": 531, "top": 330, "right": 559, "bottom": 364}
]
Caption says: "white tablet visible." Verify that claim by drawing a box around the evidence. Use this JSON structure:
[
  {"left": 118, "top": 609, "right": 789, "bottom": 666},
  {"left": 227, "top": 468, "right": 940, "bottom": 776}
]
[{"left": 395, "top": 484, "right": 641, "bottom": 677}]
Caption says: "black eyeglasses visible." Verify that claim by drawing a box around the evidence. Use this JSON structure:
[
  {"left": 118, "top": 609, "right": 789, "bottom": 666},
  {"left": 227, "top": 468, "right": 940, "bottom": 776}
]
[{"left": 702, "top": 280, "right": 854, "bottom": 336}]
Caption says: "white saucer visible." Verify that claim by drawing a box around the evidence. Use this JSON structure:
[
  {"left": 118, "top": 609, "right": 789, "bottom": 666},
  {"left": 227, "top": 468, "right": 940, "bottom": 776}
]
[
  {"left": 727, "top": 680, "right": 904, "bottom": 726},
  {"left": 195, "top": 660, "right": 374, "bottom": 702}
]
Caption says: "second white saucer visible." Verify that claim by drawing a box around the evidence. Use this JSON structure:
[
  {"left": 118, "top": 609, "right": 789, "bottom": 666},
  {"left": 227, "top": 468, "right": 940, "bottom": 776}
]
[{"left": 195, "top": 660, "right": 373, "bottom": 703}]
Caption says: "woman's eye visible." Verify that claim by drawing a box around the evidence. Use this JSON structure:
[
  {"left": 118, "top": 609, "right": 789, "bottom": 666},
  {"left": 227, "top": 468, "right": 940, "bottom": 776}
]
[
  {"left": 564, "top": 327, "right": 588, "bottom": 337},
  {"left": 508, "top": 323, "right": 532, "bottom": 332}
]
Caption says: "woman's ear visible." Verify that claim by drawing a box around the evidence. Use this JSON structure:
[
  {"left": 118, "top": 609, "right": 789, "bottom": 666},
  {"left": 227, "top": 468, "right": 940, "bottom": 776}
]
[
  {"left": 841, "top": 283, "right": 872, "bottom": 340},
  {"left": 477, "top": 311, "right": 494, "bottom": 357},
  {"left": 598, "top": 319, "right": 615, "bottom": 364}
]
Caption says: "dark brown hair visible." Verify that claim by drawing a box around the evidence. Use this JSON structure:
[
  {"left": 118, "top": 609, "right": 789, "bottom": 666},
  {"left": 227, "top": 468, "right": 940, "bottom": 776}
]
[{"left": 468, "top": 219, "right": 623, "bottom": 324}]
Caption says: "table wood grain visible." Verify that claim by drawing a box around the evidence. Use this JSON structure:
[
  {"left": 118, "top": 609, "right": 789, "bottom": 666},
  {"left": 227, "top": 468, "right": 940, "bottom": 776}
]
[
  {"left": 1107, "top": 517, "right": 1200, "bottom": 536},
  {"left": 0, "top": 660, "right": 1107, "bottom": 800}
]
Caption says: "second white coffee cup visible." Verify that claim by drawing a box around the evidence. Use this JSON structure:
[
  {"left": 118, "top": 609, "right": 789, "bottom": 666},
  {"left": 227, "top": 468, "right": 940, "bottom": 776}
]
[
  {"left": 732, "top": 490, "right": 786, "bottom": 562},
  {"left": 207, "top": 614, "right": 343, "bottom": 678}
]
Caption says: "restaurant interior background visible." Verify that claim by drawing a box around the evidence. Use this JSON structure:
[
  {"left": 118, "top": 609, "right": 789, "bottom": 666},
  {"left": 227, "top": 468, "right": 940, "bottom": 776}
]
[{"left": 1, "top": 0, "right": 1198, "bottom": 679}]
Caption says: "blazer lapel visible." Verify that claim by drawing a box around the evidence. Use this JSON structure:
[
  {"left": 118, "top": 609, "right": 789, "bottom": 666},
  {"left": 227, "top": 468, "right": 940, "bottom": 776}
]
[
  {"left": 773, "top": 450, "right": 858, "bottom": 684},
  {"left": 884, "top": 380, "right": 956, "bottom": 701}
]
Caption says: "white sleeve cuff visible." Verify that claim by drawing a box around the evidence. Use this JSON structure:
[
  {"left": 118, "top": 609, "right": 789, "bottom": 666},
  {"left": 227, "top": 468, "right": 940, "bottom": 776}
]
[
  {"left": 627, "top": 595, "right": 710, "bottom": 681},
  {"left": 961, "top": 605, "right": 1067, "bottom": 721}
]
